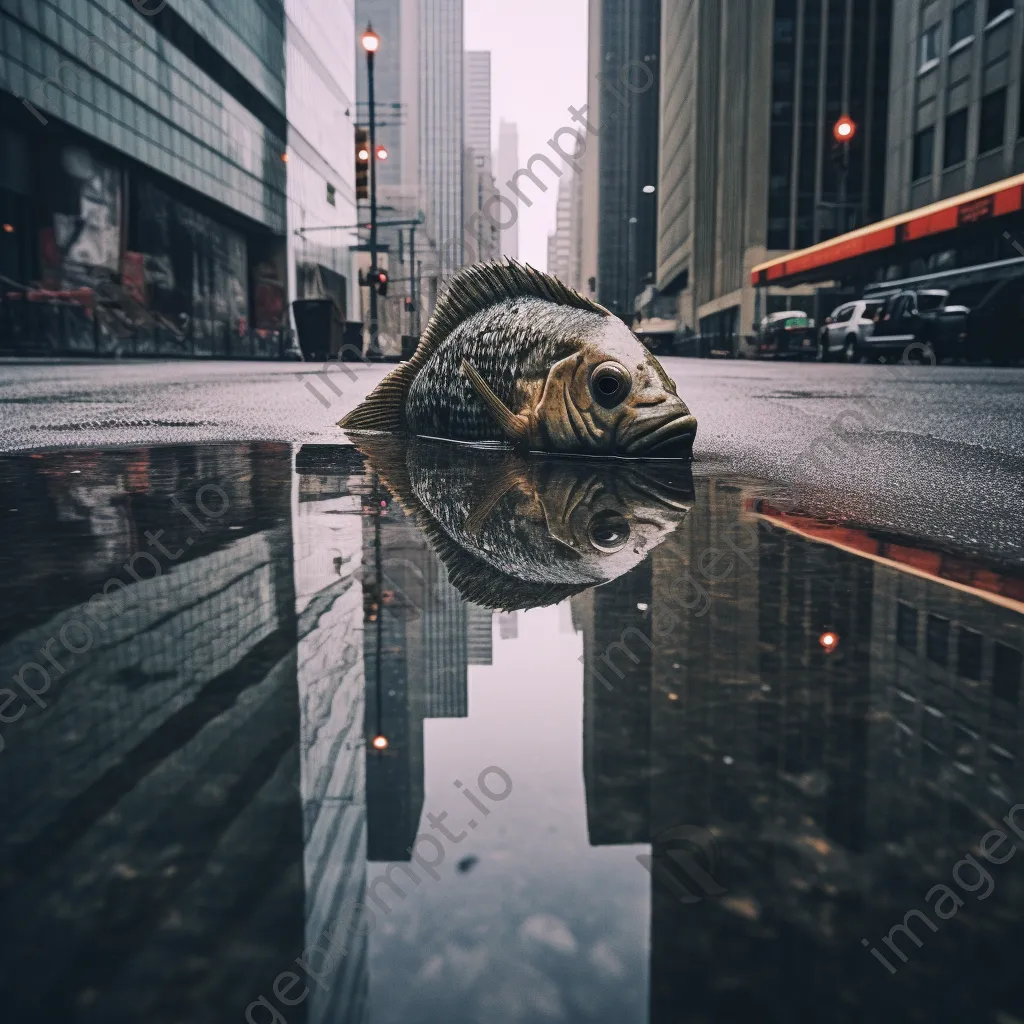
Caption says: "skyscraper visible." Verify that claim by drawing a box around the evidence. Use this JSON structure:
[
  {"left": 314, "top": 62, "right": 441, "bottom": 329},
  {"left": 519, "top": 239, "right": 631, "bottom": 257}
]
[
  {"left": 655, "top": 0, "right": 892, "bottom": 354},
  {"left": 420, "top": 0, "right": 465, "bottom": 281},
  {"left": 496, "top": 119, "right": 521, "bottom": 260},
  {"left": 463, "top": 51, "right": 500, "bottom": 263},
  {"left": 465, "top": 52, "right": 492, "bottom": 170},
  {"left": 547, "top": 174, "right": 576, "bottom": 282},
  {"left": 286, "top": 0, "right": 358, "bottom": 318},
  {"left": 583, "top": 0, "right": 661, "bottom": 317}
]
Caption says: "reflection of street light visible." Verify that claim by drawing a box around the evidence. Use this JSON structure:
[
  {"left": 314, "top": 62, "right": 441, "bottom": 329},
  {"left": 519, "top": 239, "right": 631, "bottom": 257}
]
[
  {"left": 362, "top": 24, "right": 381, "bottom": 359},
  {"left": 832, "top": 115, "right": 856, "bottom": 143},
  {"left": 642, "top": 184, "right": 655, "bottom": 194},
  {"left": 819, "top": 631, "right": 839, "bottom": 653},
  {"left": 372, "top": 734, "right": 389, "bottom": 750}
]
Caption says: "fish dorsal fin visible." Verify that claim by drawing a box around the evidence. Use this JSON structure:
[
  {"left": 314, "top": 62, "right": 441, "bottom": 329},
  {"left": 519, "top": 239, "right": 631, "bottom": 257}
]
[
  {"left": 408, "top": 258, "right": 609, "bottom": 375},
  {"left": 340, "top": 259, "right": 608, "bottom": 433}
]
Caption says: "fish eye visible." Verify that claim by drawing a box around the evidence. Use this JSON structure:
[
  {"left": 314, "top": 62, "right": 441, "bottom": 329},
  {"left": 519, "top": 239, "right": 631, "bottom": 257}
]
[
  {"left": 588, "top": 510, "right": 631, "bottom": 553},
  {"left": 590, "top": 362, "right": 632, "bottom": 408}
]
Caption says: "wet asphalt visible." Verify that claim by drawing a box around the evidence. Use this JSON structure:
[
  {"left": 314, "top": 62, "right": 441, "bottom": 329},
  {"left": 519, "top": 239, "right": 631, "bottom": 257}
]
[{"left": 0, "top": 357, "right": 1021, "bottom": 565}]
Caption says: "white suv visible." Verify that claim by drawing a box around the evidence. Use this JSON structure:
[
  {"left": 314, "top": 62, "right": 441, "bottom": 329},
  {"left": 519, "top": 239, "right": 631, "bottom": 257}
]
[{"left": 819, "top": 299, "right": 884, "bottom": 362}]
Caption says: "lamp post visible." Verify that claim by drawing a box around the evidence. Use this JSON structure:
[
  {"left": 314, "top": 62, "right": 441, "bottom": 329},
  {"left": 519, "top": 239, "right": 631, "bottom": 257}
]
[
  {"left": 361, "top": 24, "right": 381, "bottom": 359},
  {"left": 833, "top": 115, "right": 856, "bottom": 233},
  {"left": 627, "top": 215, "right": 638, "bottom": 325}
]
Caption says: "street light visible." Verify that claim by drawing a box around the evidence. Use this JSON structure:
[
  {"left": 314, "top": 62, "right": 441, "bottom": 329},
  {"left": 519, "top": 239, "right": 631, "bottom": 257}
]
[
  {"left": 361, "top": 26, "right": 379, "bottom": 53},
  {"left": 362, "top": 23, "right": 382, "bottom": 359}
]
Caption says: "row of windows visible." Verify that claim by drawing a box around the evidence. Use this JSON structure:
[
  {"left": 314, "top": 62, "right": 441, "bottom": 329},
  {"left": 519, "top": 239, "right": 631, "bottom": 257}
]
[
  {"left": 919, "top": 0, "right": 1016, "bottom": 69},
  {"left": 912, "top": 86, "right": 1014, "bottom": 178},
  {"left": 896, "top": 600, "right": 1022, "bottom": 702}
]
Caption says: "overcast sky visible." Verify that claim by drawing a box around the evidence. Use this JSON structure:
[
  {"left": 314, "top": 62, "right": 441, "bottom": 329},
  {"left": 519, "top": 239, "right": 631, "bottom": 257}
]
[{"left": 464, "top": 0, "right": 589, "bottom": 271}]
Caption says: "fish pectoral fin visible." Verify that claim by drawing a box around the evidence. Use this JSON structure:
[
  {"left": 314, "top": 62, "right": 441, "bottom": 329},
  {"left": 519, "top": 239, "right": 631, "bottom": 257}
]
[
  {"left": 464, "top": 460, "right": 527, "bottom": 536},
  {"left": 460, "top": 359, "right": 530, "bottom": 444}
]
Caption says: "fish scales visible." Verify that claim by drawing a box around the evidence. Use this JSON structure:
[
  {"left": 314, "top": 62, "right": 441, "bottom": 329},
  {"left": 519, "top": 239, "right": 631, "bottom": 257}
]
[{"left": 404, "top": 298, "right": 600, "bottom": 441}]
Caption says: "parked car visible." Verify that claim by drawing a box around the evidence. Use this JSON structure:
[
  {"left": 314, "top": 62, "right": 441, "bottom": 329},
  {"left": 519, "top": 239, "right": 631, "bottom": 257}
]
[
  {"left": 818, "top": 299, "right": 884, "bottom": 361},
  {"left": 965, "top": 274, "right": 1024, "bottom": 365},
  {"left": 756, "top": 311, "right": 817, "bottom": 359},
  {"left": 862, "top": 289, "right": 969, "bottom": 361}
]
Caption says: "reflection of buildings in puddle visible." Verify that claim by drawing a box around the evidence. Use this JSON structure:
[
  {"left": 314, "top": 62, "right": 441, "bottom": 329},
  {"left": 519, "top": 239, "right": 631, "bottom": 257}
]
[
  {"left": 574, "top": 478, "right": 1024, "bottom": 1019},
  {"left": 0, "top": 444, "right": 305, "bottom": 1022},
  {"left": 293, "top": 445, "right": 497, "bottom": 1021}
]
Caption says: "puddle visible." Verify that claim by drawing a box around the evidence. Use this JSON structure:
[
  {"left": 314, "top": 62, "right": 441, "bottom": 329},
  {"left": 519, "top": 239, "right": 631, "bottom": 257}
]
[{"left": 0, "top": 442, "right": 1022, "bottom": 1024}]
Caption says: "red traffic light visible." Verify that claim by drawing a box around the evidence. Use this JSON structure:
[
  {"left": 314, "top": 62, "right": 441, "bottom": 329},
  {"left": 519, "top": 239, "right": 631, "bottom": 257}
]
[
  {"left": 376, "top": 144, "right": 389, "bottom": 161},
  {"left": 833, "top": 115, "right": 856, "bottom": 143},
  {"left": 375, "top": 270, "right": 388, "bottom": 296}
]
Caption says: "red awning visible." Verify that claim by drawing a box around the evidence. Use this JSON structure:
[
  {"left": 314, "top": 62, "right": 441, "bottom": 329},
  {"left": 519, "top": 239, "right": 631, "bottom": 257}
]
[{"left": 751, "top": 173, "right": 1024, "bottom": 287}]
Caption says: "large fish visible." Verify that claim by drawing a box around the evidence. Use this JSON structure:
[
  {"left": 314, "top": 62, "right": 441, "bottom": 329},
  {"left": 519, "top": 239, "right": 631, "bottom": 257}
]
[
  {"left": 340, "top": 259, "right": 697, "bottom": 458},
  {"left": 355, "top": 435, "right": 694, "bottom": 610}
]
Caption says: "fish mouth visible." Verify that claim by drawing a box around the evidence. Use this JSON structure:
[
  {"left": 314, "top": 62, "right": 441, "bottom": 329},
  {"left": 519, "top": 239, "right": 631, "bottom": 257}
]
[{"left": 623, "top": 411, "right": 698, "bottom": 458}]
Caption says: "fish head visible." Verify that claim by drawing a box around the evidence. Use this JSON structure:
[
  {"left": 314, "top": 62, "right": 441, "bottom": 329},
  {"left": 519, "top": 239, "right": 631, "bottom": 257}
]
[
  {"left": 535, "top": 319, "right": 698, "bottom": 457},
  {"left": 532, "top": 459, "right": 694, "bottom": 583}
]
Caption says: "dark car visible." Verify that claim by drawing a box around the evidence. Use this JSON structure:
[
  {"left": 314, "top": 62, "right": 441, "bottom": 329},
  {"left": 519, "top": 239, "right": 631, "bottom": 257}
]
[
  {"left": 863, "top": 289, "right": 969, "bottom": 361},
  {"left": 965, "top": 274, "right": 1024, "bottom": 365},
  {"left": 756, "top": 311, "right": 817, "bottom": 360}
]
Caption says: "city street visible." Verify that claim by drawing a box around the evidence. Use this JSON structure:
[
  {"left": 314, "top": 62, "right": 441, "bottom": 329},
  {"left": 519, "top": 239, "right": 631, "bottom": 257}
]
[{"left": 2, "top": 357, "right": 1021, "bottom": 566}]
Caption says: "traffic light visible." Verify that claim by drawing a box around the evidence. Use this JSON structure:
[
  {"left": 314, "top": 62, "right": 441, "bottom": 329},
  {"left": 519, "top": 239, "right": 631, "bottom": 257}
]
[
  {"left": 375, "top": 269, "right": 388, "bottom": 296},
  {"left": 356, "top": 127, "right": 369, "bottom": 201}
]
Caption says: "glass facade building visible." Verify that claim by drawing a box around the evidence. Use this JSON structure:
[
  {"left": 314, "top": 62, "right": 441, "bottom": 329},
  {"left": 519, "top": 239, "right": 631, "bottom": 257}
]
[{"left": 1, "top": 0, "right": 289, "bottom": 347}]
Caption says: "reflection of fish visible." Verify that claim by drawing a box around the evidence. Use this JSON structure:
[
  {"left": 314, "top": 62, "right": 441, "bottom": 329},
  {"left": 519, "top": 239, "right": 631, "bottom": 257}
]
[
  {"left": 356, "top": 435, "right": 694, "bottom": 610},
  {"left": 340, "top": 259, "right": 697, "bottom": 458}
]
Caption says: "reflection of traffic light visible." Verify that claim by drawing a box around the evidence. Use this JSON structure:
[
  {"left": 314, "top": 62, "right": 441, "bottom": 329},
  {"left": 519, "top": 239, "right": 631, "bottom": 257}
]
[
  {"left": 356, "top": 127, "right": 369, "bottom": 201},
  {"left": 375, "top": 269, "right": 388, "bottom": 296}
]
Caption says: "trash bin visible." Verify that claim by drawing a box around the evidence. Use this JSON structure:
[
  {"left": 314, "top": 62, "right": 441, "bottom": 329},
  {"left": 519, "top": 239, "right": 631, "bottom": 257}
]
[{"left": 292, "top": 299, "right": 343, "bottom": 363}]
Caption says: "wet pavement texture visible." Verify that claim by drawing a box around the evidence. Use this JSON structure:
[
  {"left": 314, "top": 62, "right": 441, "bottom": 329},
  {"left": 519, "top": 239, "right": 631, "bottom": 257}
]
[
  {"left": 1, "top": 359, "right": 1023, "bottom": 566},
  {"left": 1, "top": 439, "right": 1023, "bottom": 1024}
]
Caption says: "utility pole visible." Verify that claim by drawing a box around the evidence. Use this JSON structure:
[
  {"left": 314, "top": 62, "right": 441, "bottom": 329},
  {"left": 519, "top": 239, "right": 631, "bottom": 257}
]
[{"left": 361, "top": 24, "right": 381, "bottom": 359}]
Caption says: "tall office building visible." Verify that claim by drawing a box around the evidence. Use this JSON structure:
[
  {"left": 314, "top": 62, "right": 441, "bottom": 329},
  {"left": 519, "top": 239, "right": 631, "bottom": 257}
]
[
  {"left": 546, "top": 174, "right": 577, "bottom": 282},
  {"left": 885, "top": 0, "right": 1024, "bottom": 215},
  {"left": 0, "top": 0, "right": 288, "bottom": 348},
  {"left": 463, "top": 50, "right": 500, "bottom": 263},
  {"left": 286, "top": 0, "right": 358, "bottom": 318},
  {"left": 496, "top": 119, "right": 521, "bottom": 260},
  {"left": 420, "top": 0, "right": 465, "bottom": 282},
  {"left": 655, "top": 0, "right": 892, "bottom": 353},
  {"left": 583, "top": 0, "right": 661, "bottom": 317},
  {"left": 465, "top": 51, "right": 492, "bottom": 169}
]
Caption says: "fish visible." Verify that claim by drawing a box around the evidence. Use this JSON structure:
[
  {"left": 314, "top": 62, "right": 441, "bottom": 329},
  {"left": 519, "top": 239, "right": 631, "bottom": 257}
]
[
  {"left": 339, "top": 259, "right": 697, "bottom": 458},
  {"left": 353, "top": 434, "right": 694, "bottom": 610}
]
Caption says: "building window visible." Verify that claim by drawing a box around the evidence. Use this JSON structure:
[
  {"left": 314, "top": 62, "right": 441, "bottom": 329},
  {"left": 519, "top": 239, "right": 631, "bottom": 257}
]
[
  {"left": 897, "top": 602, "right": 918, "bottom": 651},
  {"left": 986, "top": 0, "right": 1014, "bottom": 22},
  {"left": 913, "top": 126, "right": 935, "bottom": 179},
  {"left": 943, "top": 108, "right": 969, "bottom": 165},
  {"left": 957, "top": 627, "right": 984, "bottom": 680},
  {"left": 993, "top": 643, "right": 1022, "bottom": 704},
  {"left": 926, "top": 614, "right": 950, "bottom": 664},
  {"left": 952, "top": 1, "right": 976, "bottom": 42},
  {"left": 978, "top": 88, "right": 1007, "bottom": 152},
  {"left": 919, "top": 24, "right": 941, "bottom": 68}
]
